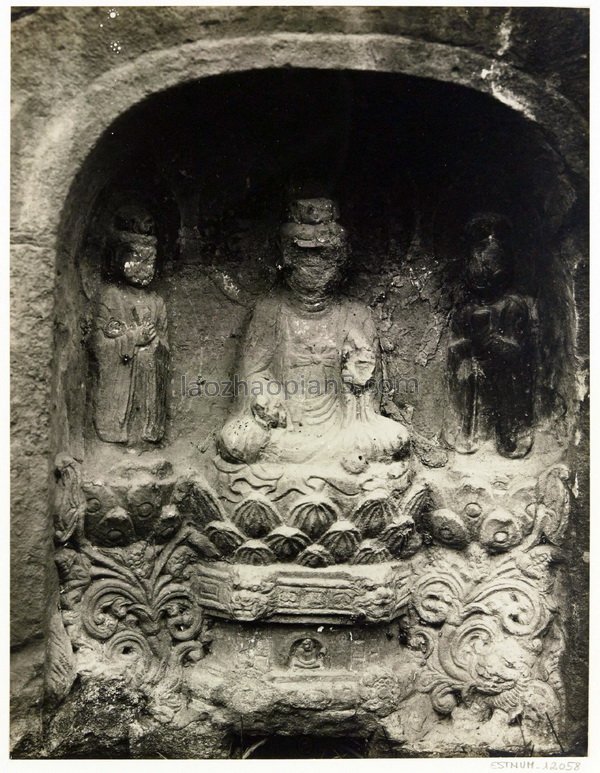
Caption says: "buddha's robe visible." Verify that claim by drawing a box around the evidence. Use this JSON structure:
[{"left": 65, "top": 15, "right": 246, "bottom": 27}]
[{"left": 219, "top": 289, "right": 407, "bottom": 465}]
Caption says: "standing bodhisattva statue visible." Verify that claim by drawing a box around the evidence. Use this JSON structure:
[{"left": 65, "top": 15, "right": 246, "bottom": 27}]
[
  {"left": 443, "top": 213, "right": 536, "bottom": 458},
  {"left": 91, "top": 222, "right": 169, "bottom": 445}
]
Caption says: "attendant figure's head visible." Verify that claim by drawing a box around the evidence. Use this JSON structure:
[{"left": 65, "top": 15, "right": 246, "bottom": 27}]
[
  {"left": 117, "top": 235, "right": 157, "bottom": 287},
  {"left": 463, "top": 212, "right": 513, "bottom": 295},
  {"left": 279, "top": 198, "right": 348, "bottom": 298},
  {"left": 110, "top": 206, "right": 158, "bottom": 287}
]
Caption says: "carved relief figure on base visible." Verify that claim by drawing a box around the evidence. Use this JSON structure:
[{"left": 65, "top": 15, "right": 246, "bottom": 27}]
[
  {"left": 91, "top": 210, "right": 169, "bottom": 445},
  {"left": 217, "top": 197, "right": 410, "bottom": 471},
  {"left": 289, "top": 637, "right": 325, "bottom": 669},
  {"left": 443, "top": 213, "right": 536, "bottom": 458}
]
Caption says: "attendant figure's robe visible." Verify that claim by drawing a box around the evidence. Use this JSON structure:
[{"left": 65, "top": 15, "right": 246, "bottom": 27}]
[
  {"left": 92, "top": 283, "right": 169, "bottom": 444},
  {"left": 444, "top": 293, "right": 535, "bottom": 456}
]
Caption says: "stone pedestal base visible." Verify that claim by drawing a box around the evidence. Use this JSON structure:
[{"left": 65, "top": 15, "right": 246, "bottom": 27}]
[{"left": 44, "top": 447, "right": 572, "bottom": 758}]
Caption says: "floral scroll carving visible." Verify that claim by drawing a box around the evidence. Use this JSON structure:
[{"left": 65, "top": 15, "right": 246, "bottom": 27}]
[
  {"left": 401, "top": 538, "right": 565, "bottom": 749},
  {"left": 52, "top": 450, "right": 570, "bottom": 750},
  {"left": 60, "top": 531, "right": 209, "bottom": 666}
]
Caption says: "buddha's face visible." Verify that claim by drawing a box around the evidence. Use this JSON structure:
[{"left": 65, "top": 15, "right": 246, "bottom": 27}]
[
  {"left": 122, "top": 247, "right": 156, "bottom": 287},
  {"left": 285, "top": 248, "right": 343, "bottom": 295}
]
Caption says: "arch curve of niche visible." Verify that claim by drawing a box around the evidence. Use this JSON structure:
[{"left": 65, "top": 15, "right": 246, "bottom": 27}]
[
  {"left": 40, "top": 31, "right": 587, "bottom": 758},
  {"left": 41, "top": 33, "right": 586, "bottom": 456},
  {"left": 16, "top": 32, "right": 587, "bottom": 241}
]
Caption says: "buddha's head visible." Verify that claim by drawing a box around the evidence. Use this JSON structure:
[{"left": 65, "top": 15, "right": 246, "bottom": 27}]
[
  {"left": 279, "top": 198, "right": 348, "bottom": 297},
  {"left": 463, "top": 212, "right": 513, "bottom": 295}
]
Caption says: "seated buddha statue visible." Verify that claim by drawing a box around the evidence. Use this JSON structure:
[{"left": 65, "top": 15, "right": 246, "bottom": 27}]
[{"left": 217, "top": 198, "right": 410, "bottom": 473}]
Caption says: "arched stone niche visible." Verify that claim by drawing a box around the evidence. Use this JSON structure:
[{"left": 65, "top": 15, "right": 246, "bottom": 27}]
[
  {"left": 57, "top": 67, "right": 583, "bottom": 466},
  {"left": 12, "top": 23, "right": 587, "bottom": 759}
]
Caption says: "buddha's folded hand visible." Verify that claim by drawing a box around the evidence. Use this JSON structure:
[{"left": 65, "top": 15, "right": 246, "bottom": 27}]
[
  {"left": 251, "top": 392, "right": 288, "bottom": 429},
  {"left": 341, "top": 345, "right": 377, "bottom": 388}
]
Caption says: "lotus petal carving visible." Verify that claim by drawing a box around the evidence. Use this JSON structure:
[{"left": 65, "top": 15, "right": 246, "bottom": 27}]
[
  {"left": 289, "top": 496, "right": 338, "bottom": 540},
  {"left": 297, "top": 544, "right": 334, "bottom": 567},
  {"left": 183, "top": 526, "right": 221, "bottom": 560},
  {"left": 351, "top": 494, "right": 395, "bottom": 537},
  {"left": 233, "top": 539, "right": 276, "bottom": 565},
  {"left": 172, "top": 476, "right": 223, "bottom": 526},
  {"left": 233, "top": 497, "right": 281, "bottom": 538},
  {"left": 264, "top": 525, "right": 310, "bottom": 560},
  {"left": 319, "top": 520, "right": 360, "bottom": 563},
  {"left": 204, "top": 520, "right": 245, "bottom": 556},
  {"left": 380, "top": 515, "right": 415, "bottom": 557},
  {"left": 353, "top": 539, "right": 392, "bottom": 564},
  {"left": 403, "top": 486, "right": 436, "bottom": 522}
]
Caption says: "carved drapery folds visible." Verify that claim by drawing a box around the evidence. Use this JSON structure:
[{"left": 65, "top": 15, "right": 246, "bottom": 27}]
[
  {"left": 217, "top": 198, "right": 412, "bottom": 468},
  {"left": 443, "top": 214, "right": 536, "bottom": 459},
  {"left": 90, "top": 207, "right": 169, "bottom": 446}
]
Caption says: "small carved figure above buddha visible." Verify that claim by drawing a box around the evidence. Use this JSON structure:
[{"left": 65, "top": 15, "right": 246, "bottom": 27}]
[
  {"left": 443, "top": 213, "right": 536, "bottom": 458},
  {"left": 217, "top": 198, "right": 410, "bottom": 472},
  {"left": 91, "top": 208, "right": 169, "bottom": 445}
]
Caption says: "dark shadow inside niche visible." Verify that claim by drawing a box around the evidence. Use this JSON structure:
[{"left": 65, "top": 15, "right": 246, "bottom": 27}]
[
  {"left": 228, "top": 734, "right": 371, "bottom": 759},
  {"left": 78, "top": 69, "right": 576, "bottom": 271},
  {"left": 68, "top": 67, "right": 581, "bottom": 453}
]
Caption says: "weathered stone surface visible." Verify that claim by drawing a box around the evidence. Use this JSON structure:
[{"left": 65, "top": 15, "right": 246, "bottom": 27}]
[
  {"left": 11, "top": 242, "right": 55, "bottom": 647},
  {"left": 10, "top": 640, "right": 45, "bottom": 757},
  {"left": 11, "top": 5, "right": 588, "bottom": 759}
]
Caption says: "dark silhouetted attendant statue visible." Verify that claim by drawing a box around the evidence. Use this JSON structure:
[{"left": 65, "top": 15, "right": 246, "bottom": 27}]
[{"left": 444, "top": 213, "right": 535, "bottom": 458}]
